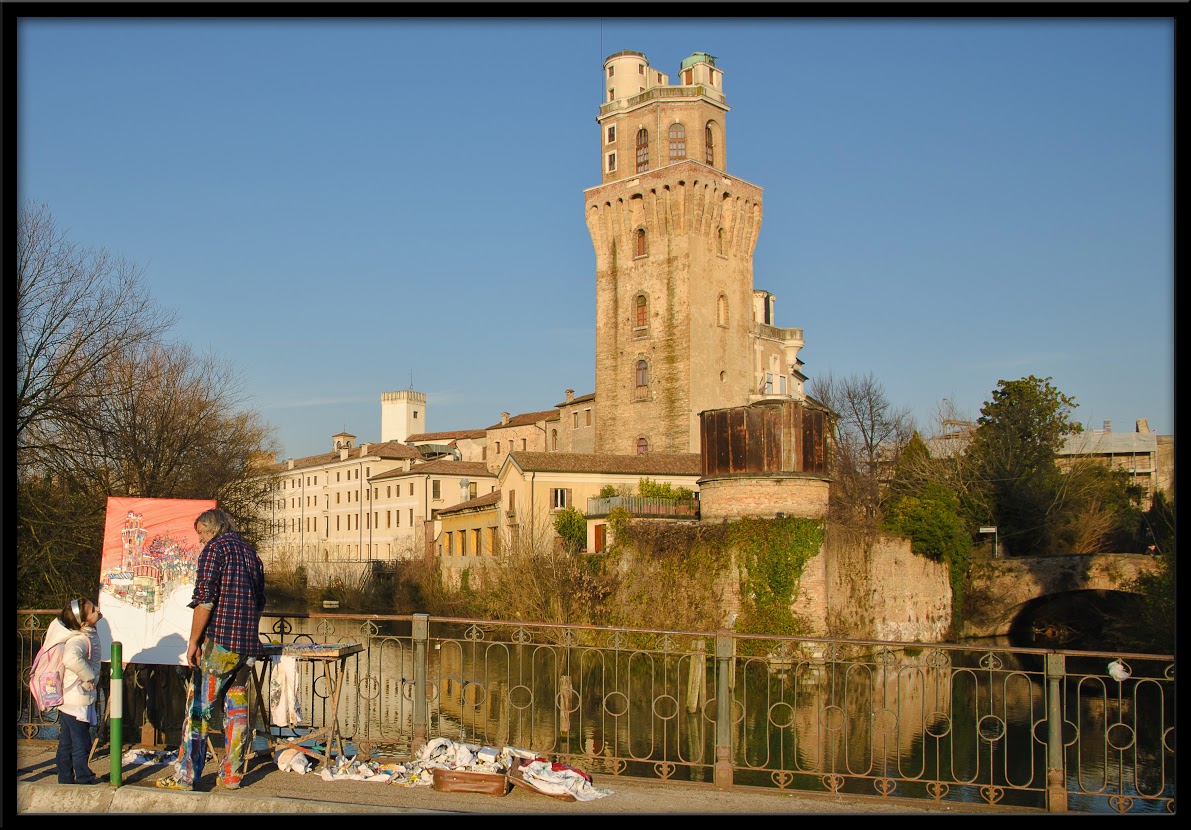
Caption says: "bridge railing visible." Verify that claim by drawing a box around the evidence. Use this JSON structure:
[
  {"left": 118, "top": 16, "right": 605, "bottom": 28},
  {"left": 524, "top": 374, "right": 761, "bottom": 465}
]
[{"left": 15, "top": 610, "right": 1174, "bottom": 814}]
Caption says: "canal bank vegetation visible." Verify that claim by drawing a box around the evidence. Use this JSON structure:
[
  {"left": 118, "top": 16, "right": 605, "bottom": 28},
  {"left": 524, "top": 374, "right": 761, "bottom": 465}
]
[{"left": 815, "top": 372, "right": 1173, "bottom": 649}]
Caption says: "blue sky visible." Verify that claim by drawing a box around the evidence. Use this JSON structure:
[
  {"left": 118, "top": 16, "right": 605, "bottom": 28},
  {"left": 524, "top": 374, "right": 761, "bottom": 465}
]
[{"left": 17, "top": 16, "right": 1175, "bottom": 461}]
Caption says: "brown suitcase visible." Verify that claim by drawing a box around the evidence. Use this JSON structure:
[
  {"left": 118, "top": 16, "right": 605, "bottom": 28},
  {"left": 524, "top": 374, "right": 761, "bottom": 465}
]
[{"left": 430, "top": 766, "right": 511, "bottom": 796}]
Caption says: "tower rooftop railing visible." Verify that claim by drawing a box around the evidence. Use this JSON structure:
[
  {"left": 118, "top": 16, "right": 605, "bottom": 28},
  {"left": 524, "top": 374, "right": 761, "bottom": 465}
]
[{"left": 599, "top": 84, "right": 725, "bottom": 117}]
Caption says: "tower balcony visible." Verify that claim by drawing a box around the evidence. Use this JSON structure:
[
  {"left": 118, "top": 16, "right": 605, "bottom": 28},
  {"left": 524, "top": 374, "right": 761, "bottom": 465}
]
[
  {"left": 754, "top": 323, "right": 804, "bottom": 345},
  {"left": 599, "top": 84, "right": 726, "bottom": 117}
]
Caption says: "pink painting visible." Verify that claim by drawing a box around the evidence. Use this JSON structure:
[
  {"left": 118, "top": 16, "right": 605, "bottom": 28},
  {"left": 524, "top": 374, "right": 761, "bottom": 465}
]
[{"left": 97, "top": 496, "right": 217, "bottom": 665}]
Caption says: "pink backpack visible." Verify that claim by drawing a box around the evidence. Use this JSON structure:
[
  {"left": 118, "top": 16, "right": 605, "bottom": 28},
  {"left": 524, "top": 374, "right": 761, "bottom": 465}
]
[{"left": 28, "top": 633, "right": 90, "bottom": 712}]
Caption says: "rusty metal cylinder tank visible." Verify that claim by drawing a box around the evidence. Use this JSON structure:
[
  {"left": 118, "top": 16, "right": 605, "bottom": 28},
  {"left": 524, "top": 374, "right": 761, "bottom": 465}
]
[{"left": 698, "top": 399, "right": 832, "bottom": 520}]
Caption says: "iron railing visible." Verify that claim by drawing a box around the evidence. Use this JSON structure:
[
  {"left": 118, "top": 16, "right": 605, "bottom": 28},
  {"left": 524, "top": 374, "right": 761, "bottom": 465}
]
[
  {"left": 15, "top": 610, "right": 1174, "bottom": 814},
  {"left": 586, "top": 495, "right": 700, "bottom": 519}
]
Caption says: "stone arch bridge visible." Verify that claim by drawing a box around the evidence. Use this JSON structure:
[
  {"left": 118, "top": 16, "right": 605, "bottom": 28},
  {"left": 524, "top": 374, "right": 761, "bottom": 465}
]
[{"left": 958, "top": 553, "right": 1161, "bottom": 639}]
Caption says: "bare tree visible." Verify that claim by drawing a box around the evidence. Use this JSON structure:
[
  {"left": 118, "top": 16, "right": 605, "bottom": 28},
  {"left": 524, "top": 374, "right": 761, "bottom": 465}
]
[
  {"left": 17, "top": 202, "right": 176, "bottom": 462},
  {"left": 809, "top": 371, "right": 914, "bottom": 525}
]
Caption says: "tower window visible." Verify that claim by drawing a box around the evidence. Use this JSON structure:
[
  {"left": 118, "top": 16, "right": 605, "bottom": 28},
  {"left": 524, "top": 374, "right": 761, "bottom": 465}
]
[
  {"left": 636, "top": 129, "right": 649, "bottom": 172},
  {"left": 607, "top": 152, "right": 616, "bottom": 172},
  {"left": 636, "top": 228, "right": 647, "bottom": 257},
  {"left": 717, "top": 227, "right": 725, "bottom": 256},
  {"left": 606, "top": 125, "right": 616, "bottom": 144},
  {"left": 551, "top": 429, "right": 558, "bottom": 450},
  {"left": 635, "top": 360, "right": 649, "bottom": 399},
  {"left": 635, "top": 294, "right": 648, "bottom": 327},
  {"left": 638, "top": 63, "right": 644, "bottom": 75},
  {"left": 608, "top": 66, "right": 614, "bottom": 77},
  {"left": 669, "top": 123, "right": 686, "bottom": 161},
  {"left": 637, "top": 438, "right": 649, "bottom": 455},
  {"left": 608, "top": 88, "right": 615, "bottom": 102},
  {"left": 705, "top": 122, "right": 716, "bottom": 165},
  {"left": 717, "top": 294, "right": 729, "bottom": 327},
  {"left": 683, "top": 69, "right": 693, "bottom": 85}
]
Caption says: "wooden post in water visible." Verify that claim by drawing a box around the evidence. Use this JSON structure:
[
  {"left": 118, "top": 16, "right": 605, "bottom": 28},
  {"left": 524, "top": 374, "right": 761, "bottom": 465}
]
[
  {"left": 687, "top": 639, "right": 706, "bottom": 714},
  {"left": 559, "top": 674, "right": 573, "bottom": 734}
]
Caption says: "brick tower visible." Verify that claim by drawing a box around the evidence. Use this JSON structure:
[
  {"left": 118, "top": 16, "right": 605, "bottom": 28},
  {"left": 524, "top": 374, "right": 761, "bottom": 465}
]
[{"left": 586, "top": 51, "right": 764, "bottom": 455}]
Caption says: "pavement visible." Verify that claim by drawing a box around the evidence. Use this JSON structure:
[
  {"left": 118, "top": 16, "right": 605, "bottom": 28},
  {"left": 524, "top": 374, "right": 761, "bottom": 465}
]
[{"left": 13, "top": 741, "right": 1038, "bottom": 816}]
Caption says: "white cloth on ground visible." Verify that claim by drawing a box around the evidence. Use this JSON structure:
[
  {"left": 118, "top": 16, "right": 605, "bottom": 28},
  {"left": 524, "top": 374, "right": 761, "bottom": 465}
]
[{"left": 519, "top": 759, "right": 612, "bottom": 801}]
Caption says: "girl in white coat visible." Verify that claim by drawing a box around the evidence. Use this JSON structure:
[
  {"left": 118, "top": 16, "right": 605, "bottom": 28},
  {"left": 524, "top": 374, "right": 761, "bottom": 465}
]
[{"left": 43, "top": 597, "right": 103, "bottom": 784}]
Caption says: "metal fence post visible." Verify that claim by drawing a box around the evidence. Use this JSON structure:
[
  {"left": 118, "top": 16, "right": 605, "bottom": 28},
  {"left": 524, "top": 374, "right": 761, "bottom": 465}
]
[
  {"left": 1045, "top": 652, "right": 1068, "bottom": 812},
  {"left": 714, "top": 628, "right": 734, "bottom": 789},
  {"left": 412, "top": 613, "right": 428, "bottom": 757}
]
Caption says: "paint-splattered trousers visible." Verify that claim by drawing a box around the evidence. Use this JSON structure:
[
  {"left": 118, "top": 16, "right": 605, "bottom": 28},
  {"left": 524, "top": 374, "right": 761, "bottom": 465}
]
[{"left": 171, "top": 639, "right": 253, "bottom": 787}]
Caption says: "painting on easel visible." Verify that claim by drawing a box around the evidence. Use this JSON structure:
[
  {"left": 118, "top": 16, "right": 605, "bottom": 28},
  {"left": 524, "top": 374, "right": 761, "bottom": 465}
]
[{"left": 97, "top": 496, "right": 217, "bottom": 666}]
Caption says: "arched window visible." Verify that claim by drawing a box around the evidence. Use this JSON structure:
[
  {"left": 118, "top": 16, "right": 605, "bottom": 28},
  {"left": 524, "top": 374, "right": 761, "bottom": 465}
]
[
  {"left": 635, "top": 360, "right": 649, "bottom": 399},
  {"left": 636, "top": 228, "right": 647, "bottom": 257},
  {"left": 705, "top": 121, "right": 717, "bottom": 165},
  {"left": 635, "top": 294, "right": 648, "bottom": 327},
  {"left": 717, "top": 227, "right": 725, "bottom": 256},
  {"left": 669, "top": 123, "right": 686, "bottom": 162},
  {"left": 551, "top": 429, "right": 558, "bottom": 451},
  {"left": 636, "top": 438, "right": 649, "bottom": 455},
  {"left": 717, "top": 294, "right": 729, "bottom": 327},
  {"left": 636, "top": 129, "right": 649, "bottom": 172}
]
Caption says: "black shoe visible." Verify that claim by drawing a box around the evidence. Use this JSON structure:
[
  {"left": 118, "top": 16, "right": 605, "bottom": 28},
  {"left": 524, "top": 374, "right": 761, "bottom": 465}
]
[{"left": 75, "top": 776, "right": 103, "bottom": 785}]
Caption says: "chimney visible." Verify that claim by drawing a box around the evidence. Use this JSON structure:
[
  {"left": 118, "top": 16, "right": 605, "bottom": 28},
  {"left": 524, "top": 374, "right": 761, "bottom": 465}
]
[
  {"left": 1103, "top": 420, "right": 1112, "bottom": 433},
  {"left": 1136, "top": 418, "right": 1151, "bottom": 433},
  {"left": 501, "top": 412, "right": 510, "bottom": 426},
  {"left": 360, "top": 443, "right": 370, "bottom": 456},
  {"left": 565, "top": 389, "right": 574, "bottom": 403}
]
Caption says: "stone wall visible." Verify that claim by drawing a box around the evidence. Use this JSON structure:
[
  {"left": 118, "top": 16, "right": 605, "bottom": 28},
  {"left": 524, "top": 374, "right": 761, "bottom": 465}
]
[{"left": 816, "top": 530, "right": 952, "bottom": 642}]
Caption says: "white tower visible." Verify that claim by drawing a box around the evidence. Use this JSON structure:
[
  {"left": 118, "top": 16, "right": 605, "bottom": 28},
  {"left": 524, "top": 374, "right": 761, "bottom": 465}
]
[{"left": 381, "top": 389, "right": 427, "bottom": 443}]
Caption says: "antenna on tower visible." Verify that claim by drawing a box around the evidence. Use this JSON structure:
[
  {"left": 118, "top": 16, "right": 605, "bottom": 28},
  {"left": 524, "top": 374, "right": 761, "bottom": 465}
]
[{"left": 409, "top": 370, "right": 414, "bottom": 390}]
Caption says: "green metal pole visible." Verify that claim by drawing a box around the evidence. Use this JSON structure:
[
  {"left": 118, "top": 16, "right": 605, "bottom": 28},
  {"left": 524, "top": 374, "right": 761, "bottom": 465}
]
[
  {"left": 714, "top": 629, "right": 734, "bottom": 789},
  {"left": 110, "top": 642, "right": 122, "bottom": 787},
  {"left": 1045, "top": 652, "right": 1067, "bottom": 812}
]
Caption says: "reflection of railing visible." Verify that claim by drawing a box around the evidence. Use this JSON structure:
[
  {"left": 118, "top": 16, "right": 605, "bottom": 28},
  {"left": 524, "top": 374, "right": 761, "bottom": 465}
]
[
  {"left": 586, "top": 496, "right": 700, "bottom": 519},
  {"left": 16, "top": 610, "right": 1175, "bottom": 814}
]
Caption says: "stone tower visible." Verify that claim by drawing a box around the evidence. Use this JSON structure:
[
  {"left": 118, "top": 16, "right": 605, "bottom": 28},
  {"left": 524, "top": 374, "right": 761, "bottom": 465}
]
[
  {"left": 585, "top": 51, "right": 764, "bottom": 455},
  {"left": 380, "top": 389, "right": 426, "bottom": 443}
]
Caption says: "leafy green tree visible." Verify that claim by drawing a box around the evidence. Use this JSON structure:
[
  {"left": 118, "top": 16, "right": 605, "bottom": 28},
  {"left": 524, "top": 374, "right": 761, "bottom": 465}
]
[
  {"left": 553, "top": 506, "right": 588, "bottom": 553},
  {"left": 965, "top": 376, "right": 1081, "bottom": 556}
]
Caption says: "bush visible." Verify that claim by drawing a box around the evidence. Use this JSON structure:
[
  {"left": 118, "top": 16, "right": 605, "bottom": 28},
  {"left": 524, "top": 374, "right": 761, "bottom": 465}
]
[{"left": 553, "top": 506, "right": 587, "bottom": 553}]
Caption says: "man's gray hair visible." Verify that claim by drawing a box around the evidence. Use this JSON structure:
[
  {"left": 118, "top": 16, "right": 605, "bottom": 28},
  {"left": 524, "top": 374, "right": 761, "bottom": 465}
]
[{"left": 195, "top": 508, "right": 237, "bottom": 536}]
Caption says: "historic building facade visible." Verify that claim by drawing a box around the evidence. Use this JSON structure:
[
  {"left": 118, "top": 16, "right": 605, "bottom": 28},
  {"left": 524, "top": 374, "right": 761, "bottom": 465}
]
[{"left": 584, "top": 50, "right": 806, "bottom": 457}]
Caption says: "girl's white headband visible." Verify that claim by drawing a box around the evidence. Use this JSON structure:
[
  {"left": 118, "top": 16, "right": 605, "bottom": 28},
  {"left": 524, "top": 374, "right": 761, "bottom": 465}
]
[{"left": 70, "top": 599, "right": 82, "bottom": 622}]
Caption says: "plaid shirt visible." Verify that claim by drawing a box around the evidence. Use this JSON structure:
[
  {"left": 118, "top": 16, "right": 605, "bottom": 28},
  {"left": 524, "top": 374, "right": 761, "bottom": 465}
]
[{"left": 189, "top": 530, "right": 266, "bottom": 657}]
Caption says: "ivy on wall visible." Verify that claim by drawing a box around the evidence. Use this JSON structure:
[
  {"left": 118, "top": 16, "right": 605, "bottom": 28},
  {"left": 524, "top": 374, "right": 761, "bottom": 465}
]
[{"left": 729, "top": 516, "right": 824, "bottom": 638}]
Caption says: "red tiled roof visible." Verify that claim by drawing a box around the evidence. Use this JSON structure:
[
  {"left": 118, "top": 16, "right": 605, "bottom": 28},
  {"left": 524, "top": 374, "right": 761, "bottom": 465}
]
[
  {"left": 264, "top": 440, "right": 422, "bottom": 473},
  {"left": 555, "top": 392, "right": 596, "bottom": 406},
  {"left": 484, "top": 410, "right": 560, "bottom": 430},
  {"left": 505, "top": 451, "right": 701, "bottom": 476},
  {"left": 436, "top": 490, "right": 502, "bottom": 515},
  {"left": 371, "top": 460, "right": 495, "bottom": 481},
  {"left": 407, "top": 429, "right": 487, "bottom": 441}
]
